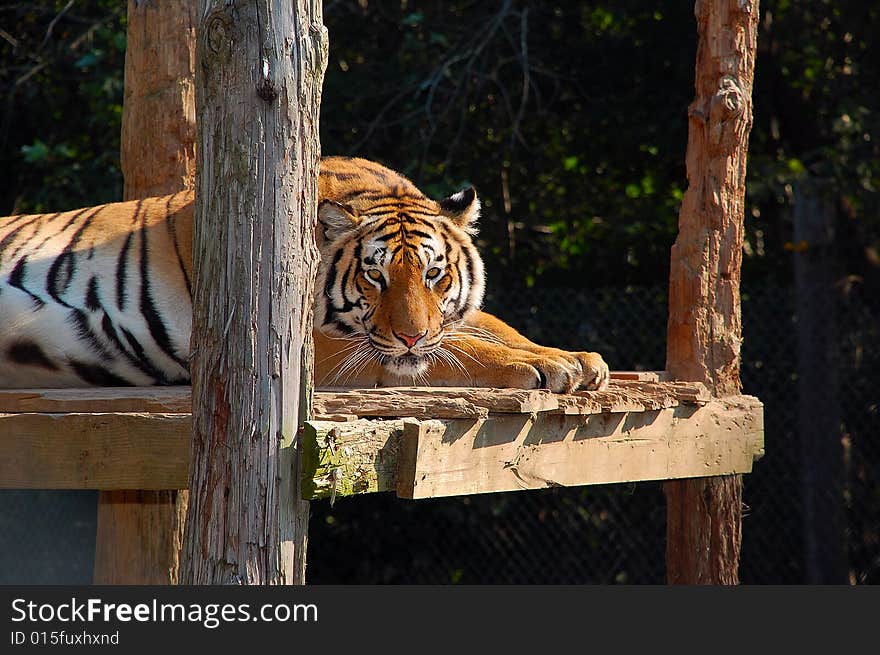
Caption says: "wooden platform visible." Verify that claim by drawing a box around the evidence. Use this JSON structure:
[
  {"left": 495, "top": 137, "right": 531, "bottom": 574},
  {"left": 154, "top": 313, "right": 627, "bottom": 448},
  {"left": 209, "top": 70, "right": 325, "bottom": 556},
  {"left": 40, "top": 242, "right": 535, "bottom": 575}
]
[{"left": 0, "top": 377, "right": 764, "bottom": 497}]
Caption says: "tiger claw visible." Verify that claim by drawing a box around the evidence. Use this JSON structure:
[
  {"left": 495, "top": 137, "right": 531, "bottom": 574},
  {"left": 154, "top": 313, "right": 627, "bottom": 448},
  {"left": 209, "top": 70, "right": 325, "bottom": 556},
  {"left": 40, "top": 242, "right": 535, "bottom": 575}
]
[{"left": 576, "top": 352, "right": 610, "bottom": 391}]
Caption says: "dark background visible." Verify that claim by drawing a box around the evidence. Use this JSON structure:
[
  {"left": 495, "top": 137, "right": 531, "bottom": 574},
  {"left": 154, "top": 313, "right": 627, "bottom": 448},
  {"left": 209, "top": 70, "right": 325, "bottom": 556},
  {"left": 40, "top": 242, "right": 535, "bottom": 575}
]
[{"left": 0, "top": 1, "right": 877, "bottom": 584}]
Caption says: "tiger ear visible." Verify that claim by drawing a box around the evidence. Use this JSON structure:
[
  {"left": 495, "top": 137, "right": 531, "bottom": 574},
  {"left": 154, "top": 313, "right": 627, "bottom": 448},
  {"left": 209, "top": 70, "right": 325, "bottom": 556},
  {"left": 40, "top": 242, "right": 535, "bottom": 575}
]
[
  {"left": 439, "top": 186, "right": 480, "bottom": 234},
  {"left": 318, "top": 200, "right": 361, "bottom": 241}
]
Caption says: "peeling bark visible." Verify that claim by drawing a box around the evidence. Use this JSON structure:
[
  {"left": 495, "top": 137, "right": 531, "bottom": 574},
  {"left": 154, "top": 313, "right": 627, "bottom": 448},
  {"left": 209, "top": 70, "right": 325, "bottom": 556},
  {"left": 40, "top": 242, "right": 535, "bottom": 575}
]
[
  {"left": 664, "top": 0, "right": 759, "bottom": 585},
  {"left": 180, "top": 0, "right": 327, "bottom": 585}
]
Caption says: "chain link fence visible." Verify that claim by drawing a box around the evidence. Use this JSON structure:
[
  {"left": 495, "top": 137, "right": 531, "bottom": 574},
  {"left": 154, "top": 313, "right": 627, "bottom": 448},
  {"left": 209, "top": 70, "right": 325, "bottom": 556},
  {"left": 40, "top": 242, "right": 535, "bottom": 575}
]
[
  {"left": 0, "top": 282, "right": 877, "bottom": 584},
  {"left": 306, "top": 281, "right": 880, "bottom": 584}
]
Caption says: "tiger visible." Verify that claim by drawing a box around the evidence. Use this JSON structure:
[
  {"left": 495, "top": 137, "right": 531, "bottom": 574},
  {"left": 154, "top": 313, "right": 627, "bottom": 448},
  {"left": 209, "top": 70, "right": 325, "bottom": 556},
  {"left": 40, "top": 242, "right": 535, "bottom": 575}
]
[{"left": 0, "top": 156, "right": 609, "bottom": 392}]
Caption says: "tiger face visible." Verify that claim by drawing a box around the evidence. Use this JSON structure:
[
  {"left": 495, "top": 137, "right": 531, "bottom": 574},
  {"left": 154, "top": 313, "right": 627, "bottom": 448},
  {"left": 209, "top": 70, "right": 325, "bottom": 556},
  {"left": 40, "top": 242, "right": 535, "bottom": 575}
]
[{"left": 315, "top": 186, "right": 484, "bottom": 380}]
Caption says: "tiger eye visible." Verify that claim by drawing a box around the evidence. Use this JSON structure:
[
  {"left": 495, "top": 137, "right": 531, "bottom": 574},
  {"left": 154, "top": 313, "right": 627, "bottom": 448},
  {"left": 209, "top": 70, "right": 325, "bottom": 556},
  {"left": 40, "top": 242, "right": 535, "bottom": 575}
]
[
  {"left": 425, "top": 267, "right": 442, "bottom": 279},
  {"left": 366, "top": 269, "right": 383, "bottom": 281}
]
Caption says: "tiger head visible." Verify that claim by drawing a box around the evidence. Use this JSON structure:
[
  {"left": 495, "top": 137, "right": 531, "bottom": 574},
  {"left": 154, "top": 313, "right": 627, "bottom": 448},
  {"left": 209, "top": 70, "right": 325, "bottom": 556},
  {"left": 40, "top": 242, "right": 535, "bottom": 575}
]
[{"left": 315, "top": 183, "right": 485, "bottom": 380}]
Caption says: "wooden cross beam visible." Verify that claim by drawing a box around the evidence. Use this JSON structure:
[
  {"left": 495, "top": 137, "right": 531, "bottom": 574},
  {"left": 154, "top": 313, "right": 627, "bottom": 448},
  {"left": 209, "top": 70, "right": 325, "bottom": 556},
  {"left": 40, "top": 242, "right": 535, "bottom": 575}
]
[{"left": 0, "top": 382, "right": 764, "bottom": 495}]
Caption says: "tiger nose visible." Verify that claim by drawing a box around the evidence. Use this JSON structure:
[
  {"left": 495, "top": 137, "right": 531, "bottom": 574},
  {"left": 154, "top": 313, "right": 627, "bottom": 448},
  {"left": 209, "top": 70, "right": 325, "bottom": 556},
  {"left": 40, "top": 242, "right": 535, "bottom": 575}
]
[{"left": 394, "top": 331, "right": 425, "bottom": 349}]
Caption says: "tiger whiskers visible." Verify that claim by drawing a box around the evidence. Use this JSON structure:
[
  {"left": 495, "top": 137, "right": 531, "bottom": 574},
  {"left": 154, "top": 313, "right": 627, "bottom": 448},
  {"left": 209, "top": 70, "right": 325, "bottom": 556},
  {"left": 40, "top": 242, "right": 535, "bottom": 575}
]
[
  {"left": 433, "top": 345, "right": 475, "bottom": 382},
  {"left": 316, "top": 336, "right": 367, "bottom": 366},
  {"left": 333, "top": 347, "right": 377, "bottom": 385},
  {"left": 441, "top": 340, "right": 486, "bottom": 370},
  {"left": 444, "top": 325, "right": 505, "bottom": 346},
  {"left": 324, "top": 340, "right": 376, "bottom": 386}
]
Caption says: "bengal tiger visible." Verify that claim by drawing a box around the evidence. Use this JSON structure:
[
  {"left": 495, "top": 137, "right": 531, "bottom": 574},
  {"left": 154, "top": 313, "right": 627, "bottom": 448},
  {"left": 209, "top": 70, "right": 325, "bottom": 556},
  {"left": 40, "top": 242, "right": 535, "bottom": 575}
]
[{"left": 0, "top": 157, "right": 609, "bottom": 392}]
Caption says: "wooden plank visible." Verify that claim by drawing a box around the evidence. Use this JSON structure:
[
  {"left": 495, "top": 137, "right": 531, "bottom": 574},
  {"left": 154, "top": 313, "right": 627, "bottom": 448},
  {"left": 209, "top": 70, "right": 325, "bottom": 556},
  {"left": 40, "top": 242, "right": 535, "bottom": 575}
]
[
  {"left": 0, "top": 412, "right": 190, "bottom": 489},
  {"left": 397, "top": 396, "right": 763, "bottom": 499},
  {"left": 0, "top": 381, "right": 708, "bottom": 418},
  {"left": 299, "top": 395, "right": 764, "bottom": 500},
  {"left": 313, "top": 387, "right": 558, "bottom": 418},
  {"left": 552, "top": 381, "right": 709, "bottom": 415},
  {"left": 0, "top": 395, "right": 763, "bottom": 494},
  {"left": 0, "top": 387, "right": 192, "bottom": 414}
]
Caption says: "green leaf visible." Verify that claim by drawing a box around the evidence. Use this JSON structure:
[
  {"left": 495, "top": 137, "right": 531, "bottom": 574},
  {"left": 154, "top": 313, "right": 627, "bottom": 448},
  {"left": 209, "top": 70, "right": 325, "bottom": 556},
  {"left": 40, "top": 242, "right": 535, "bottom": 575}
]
[{"left": 21, "top": 140, "right": 50, "bottom": 163}]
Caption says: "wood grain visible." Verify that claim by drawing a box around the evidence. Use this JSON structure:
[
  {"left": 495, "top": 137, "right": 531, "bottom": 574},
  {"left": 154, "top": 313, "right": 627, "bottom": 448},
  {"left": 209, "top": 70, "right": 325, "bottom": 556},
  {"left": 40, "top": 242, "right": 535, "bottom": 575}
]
[
  {"left": 179, "top": 0, "right": 327, "bottom": 585},
  {"left": 297, "top": 396, "right": 764, "bottom": 501},
  {"left": 0, "top": 412, "right": 190, "bottom": 489},
  {"left": 663, "top": 0, "right": 760, "bottom": 585},
  {"left": 398, "top": 396, "right": 763, "bottom": 499}
]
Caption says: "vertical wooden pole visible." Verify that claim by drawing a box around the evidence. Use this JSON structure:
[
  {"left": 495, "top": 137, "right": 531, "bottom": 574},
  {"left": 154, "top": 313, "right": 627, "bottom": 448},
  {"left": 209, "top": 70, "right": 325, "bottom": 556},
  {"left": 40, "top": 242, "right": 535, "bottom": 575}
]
[
  {"left": 179, "top": 0, "right": 327, "bottom": 584},
  {"left": 93, "top": 0, "right": 196, "bottom": 585},
  {"left": 664, "top": 0, "right": 759, "bottom": 584}
]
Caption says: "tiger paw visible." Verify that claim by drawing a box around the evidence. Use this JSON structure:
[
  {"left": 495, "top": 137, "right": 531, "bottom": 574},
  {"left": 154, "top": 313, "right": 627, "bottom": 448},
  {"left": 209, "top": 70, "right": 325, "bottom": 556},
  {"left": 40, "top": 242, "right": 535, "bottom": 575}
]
[
  {"left": 495, "top": 356, "right": 582, "bottom": 393},
  {"left": 572, "top": 351, "right": 610, "bottom": 391},
  {"left": 521, "top": 348, "right": 610, "bottom": 392}
]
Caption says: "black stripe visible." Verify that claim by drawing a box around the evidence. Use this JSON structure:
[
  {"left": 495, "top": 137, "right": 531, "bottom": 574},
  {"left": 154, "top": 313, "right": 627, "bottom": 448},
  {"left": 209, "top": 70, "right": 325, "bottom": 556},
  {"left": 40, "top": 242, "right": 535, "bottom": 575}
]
[
  {"left": 402, "top": 229, "right": 436, "bottom": 241},
  {"left": 337, "top": 187, "right": 377, "bottom": 203},
  {"left": 139, "top": 212, "right": 189, "bottom": 369},
  {"left": 46, "top": 206, "right": 102, "bottom": 305},
  {"left": 0, "top": 214, "right": 40, "bottom": 258},
  {"left": 5, "top": 215, "right": 48, "bottom": 260},
  {"left": 70, "top": 309, "right": 114, "bottom": 361},
  {"left": 117, "top": 231, "right": 133, "bottom": 310},
  {"left": 101, "top": 319, "right": 167, "bottom": 384},
  {"left": 6, "top": 341, "right": 58, "bottom": 371},
  {"left": 7, "top": 259, "right": 45, "bottom": 308},
  {"left": 324, "top": 246, "right": 345, "bottom": 302},
  {"left": 166, "top": 196, "right": 193, "bottom": 298},
  {"left": 68, "top": 359, "right": 133, "bottom": 386},
  {"left": 369, "top": 231, "right": 399, "bottom": 244},
  {"left": 117, "top": 199, "right": 143, "bottom": 311},
  {"left": 331, "top": 320, "right": 355, "bottom": 335},
  {"left": 85, "top": 276, "right": 100, "bottom": 311}
]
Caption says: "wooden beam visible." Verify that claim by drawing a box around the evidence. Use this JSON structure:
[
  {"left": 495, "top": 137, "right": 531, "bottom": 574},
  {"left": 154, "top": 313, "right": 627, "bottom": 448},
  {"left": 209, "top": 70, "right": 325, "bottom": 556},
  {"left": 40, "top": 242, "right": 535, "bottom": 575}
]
[
  {"left": 0, "top": 384, "right": 762, "bottom": 494},
  {"left": 314, "top": 387, "right": 557, "bottom": 417},
  {"left": 0, "top": 412, "right": 190, "bottom": 489},
  {"left": 0, "top": 380, "right": 703, "bottom": 417},
  {"left": 302, "top": 419, "right": 414, "bottom": 499},
  {"left": 0, "top": 387, "right": 192, "bottom": 414},
  {"left": 302, "top": 395, "right": 764, "bottom": 501}
]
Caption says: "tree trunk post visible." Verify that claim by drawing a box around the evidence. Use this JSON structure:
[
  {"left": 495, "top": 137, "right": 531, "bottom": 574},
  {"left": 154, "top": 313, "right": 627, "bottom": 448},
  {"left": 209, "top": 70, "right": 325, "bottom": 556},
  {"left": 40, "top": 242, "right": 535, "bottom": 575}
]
[
  {"left": 664, "top": 0, "right": 759, "bottom": 584},
  {"left": 179, "top": 0, "right": 327, "bottom": 584},
  {"left": 93, "top": 0, "right": 196, "bottom": 585}
]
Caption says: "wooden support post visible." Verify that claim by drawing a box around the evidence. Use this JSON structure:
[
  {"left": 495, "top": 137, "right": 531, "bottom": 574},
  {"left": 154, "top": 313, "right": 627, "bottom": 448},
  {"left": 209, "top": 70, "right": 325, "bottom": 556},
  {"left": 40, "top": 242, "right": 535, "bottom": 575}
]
[
  {"left": 93, "top": 0, "right": 196, "bottom": 585},
  {"left": 664, "top": 0, "right": 759, "bottom": 584},
  {"left": 179, "top": 0, "right": 327, "bottom": 584}
]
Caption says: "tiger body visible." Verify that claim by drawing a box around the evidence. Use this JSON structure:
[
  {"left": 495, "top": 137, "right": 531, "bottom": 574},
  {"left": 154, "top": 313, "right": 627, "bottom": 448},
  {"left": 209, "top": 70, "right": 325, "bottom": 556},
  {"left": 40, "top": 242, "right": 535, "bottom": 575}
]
[{"left": 0, "top": 157, "right": 608, "bottom": 392}]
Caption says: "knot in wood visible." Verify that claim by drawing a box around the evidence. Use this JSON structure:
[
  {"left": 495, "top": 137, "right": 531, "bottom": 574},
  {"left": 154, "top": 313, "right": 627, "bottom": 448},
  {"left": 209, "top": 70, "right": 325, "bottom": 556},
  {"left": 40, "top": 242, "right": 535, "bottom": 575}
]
[
  {"left": 257, "top": 57, "right": 279, "bottom": 103},
  {"left": 712, "top": 75, "right": 744, "bottom": 120},
  {"left": 206, "top": 13, "right": 232, "bottom": 57},
  {"left": 709, "top": 75, "right": 745, "bottom": 149}
]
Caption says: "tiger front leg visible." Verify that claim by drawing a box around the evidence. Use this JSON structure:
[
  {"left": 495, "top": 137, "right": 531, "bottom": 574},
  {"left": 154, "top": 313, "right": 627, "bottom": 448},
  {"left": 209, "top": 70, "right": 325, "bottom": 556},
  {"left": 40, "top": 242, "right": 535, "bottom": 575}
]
[
  {"left": 461, "top": 311, "right": 610, "bottom": 391},
  {"left": 425, "top": 335, "right": 588, "bottom": 393}
]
